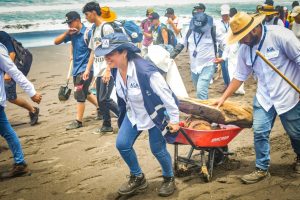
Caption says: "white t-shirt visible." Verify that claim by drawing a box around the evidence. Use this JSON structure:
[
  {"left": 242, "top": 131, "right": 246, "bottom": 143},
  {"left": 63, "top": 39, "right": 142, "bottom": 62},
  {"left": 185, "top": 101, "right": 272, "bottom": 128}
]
[
  {"left": 264, "top": 17, "right": 284, "bottom": 27},
  {"left": 89, "top": 23, "right": 114, "bottom": 77},
  {"left": 166, "top": 16, "right": 183, "bottom": 41},
  {"left": 292, "top": 22, "right": 300, "bottom": 40}
]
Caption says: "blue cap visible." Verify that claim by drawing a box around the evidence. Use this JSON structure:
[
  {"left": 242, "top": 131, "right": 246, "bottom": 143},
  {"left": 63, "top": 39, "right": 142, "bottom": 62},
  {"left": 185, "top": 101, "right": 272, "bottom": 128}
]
[{"left": 95, "top": 33, "right": 141, "bottom": 57}]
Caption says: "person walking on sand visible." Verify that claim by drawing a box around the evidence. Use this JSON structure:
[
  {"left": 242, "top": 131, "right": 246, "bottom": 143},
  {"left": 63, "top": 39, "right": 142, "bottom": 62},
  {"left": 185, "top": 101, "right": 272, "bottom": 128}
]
[
  {"left": 54, "top": 11, "right": 99, "bottom": 130},
  {"left": 140, "top": 8, "right": 154, "bottom": 57},
  {"left": 95, "top": 33, "right": 179, "bottom": 197},
  {"left": 0, "top": 42, "right": 42, "bottom": 179},
  {"left": 213, "top": 12, "right": 300, "bottom": 184},
  {"left": 82, "top": 2, "right": 119, "bottom": 133},
  {"left": 216, "top": 4, "right": 231, "bottom": 90},
  {"left": 165, "top": 8, "right": 183, "bottom": 41},
  {"left": 0, "top": 31, "right": 39, "bottom": 126},
  {"left": 172, "top": 12, "right": 225, "bottom": 100}
]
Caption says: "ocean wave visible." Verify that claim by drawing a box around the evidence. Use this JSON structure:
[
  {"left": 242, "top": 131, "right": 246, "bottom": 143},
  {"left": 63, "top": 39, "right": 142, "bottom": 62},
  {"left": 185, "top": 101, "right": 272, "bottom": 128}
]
[{"left": 0, "top": 0, "right": 264, "bottom": 14}]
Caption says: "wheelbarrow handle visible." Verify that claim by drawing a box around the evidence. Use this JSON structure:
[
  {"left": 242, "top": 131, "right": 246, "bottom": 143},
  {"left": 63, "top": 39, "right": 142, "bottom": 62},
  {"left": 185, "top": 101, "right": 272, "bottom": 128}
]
[{"left": 167, "top": 126, "right": 197, "bottom": 148}]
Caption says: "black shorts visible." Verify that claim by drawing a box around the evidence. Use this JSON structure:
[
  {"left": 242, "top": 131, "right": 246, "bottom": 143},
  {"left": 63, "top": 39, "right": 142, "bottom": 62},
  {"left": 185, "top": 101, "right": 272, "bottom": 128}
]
[{"left": 73, "top": 72, "right": 93, "bottom": 102}]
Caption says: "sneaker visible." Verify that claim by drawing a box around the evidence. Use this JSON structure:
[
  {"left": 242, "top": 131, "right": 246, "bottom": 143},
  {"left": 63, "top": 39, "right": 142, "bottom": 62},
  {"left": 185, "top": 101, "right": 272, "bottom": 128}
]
[
  {"left": 241, "top": 168, "right": 270, "bottom": 184},
  {"left": 66, "top": 120, "right": 83, "bottom": 130},
  {"left": 158, "top": 176, "right": 176, "bottom": 197},
  {"left": 118, "top": 173, "right": 148, "bottom": 195},
  {"left": 1, "top": 163, "right": 30, "bottom": 179},
  {"left": 100, "top": 125, "right": 113, "bottom": 133},
  {"left": 95, "top": 113, "right": 103, "bottom": 120},
  {"left": 29, "top": 107, "right": 39, "bottom": 126},
  {"left": 294, "top": 156, "right": 300, "bottom": 174},
  {"left": 101, "top": 121, "right": 113, "bottom": 133}
]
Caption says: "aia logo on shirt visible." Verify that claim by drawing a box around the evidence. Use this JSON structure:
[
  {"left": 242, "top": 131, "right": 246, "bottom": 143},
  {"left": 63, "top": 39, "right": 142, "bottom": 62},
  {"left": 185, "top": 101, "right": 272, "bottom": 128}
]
[
  {"left": 266, "top": 47, "right": 276, "bottom": 53},
  {"left": 130, "top": 82, "right": 139, "bottom": 89}
]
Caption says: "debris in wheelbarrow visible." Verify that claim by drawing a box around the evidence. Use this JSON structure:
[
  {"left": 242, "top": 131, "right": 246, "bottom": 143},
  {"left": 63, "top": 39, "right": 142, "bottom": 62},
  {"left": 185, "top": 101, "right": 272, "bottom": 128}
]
[
  {"left": 184, "top": 116, "right": 221, "bottom": 130},
  {"left": 165, "top": 122, "right": 243, "bottom": 182},
  {"left": 178, "top": 97, "right": 253, "bottom": 128}
]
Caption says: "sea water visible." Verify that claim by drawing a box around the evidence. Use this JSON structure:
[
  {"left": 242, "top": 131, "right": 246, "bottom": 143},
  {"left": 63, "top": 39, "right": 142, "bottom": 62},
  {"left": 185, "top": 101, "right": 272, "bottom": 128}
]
[{"left": 0, "top": 0, "right": 295, "bottom": 47}]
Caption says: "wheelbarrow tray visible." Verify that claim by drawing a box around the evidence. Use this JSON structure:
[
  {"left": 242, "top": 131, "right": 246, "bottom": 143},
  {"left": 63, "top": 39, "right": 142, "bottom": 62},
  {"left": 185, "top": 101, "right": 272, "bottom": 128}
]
[{"left": 167, "top": 124, "right": 243, "bottom": 147}]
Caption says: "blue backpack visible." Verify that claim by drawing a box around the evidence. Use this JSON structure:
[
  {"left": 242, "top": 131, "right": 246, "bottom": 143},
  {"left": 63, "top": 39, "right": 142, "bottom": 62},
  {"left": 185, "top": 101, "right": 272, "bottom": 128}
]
[
  {"left": 121, "top": 20, "right": 143, "bottom": 43},
  {"left": 99, "top": 21, "right": 143, "bottom": 44}
]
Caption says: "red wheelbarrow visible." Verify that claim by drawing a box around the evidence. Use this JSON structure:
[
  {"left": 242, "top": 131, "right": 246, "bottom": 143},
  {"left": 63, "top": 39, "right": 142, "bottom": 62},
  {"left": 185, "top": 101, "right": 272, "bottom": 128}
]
[{"left": 165, "top": 124, "right": 243, "bottom": 182}]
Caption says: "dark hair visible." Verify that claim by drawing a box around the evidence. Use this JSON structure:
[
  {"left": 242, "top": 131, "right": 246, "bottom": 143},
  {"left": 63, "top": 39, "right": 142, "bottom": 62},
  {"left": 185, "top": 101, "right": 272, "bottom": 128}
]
[
  {"left": 82, "top": 2, "right": 101, "bottom": 16},
  {"left": 275, "top": 6, "right": 285, "bottom": 21},
  {"left": 292, "top": 1, "right": 299, "bottom": 8},
  {"left": 116, "top": 48, "right": 139, "bottom": 61},
  {"left": 264, "top": 0, "right": 274, "bottom": 6},
  {"left": 229, "top": 8, "right": 238, "bottom": 17}
]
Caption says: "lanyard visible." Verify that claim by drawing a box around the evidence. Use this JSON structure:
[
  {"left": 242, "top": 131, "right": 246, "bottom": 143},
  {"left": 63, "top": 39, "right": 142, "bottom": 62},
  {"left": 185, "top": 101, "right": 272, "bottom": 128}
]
[
  {"left": 250, "top": 26, "right": 267, "bottom": 68},
  {"left": 193, "top": 32, "right": 204, "bottom": 48},
  {"left": 222, "top": 21, "right": 229, "bottom": 32},
  {"left": 120, "top": 75, "right": 129, "bottom": 104}
]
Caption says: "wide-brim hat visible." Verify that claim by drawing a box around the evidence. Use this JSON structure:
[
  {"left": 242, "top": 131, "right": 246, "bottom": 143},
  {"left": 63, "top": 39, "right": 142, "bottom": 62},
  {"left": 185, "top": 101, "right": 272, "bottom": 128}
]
[
  {"left": 95, "top": 32, "right": 141, "bottom": 57},
  {"left": 227, "top": 12, "right": 265, "bottom": 45},
  {"left": 258, "top": 4, "right": 278, "bottom": 15},
  {"left": 291, "top": 6, "right": 300, "bottom": 17},
  {"left": 101, "top": 6, "right": 117, "bottom": 22},
  {"left": 189, "top": 12, "right": 213, "bottom": 33}
]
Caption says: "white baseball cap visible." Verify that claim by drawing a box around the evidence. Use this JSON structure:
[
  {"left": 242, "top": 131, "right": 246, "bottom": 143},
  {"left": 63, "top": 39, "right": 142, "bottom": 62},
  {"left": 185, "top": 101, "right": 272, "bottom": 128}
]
[{"left": 221, "top": 4, "right": 230, "bottom": 15}]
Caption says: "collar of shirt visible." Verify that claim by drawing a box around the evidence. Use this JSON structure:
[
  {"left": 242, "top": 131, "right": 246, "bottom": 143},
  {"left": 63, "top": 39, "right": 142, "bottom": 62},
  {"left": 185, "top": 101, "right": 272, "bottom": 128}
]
[{"left": 79, "top": 24, "right": 86, "bottom": 35}]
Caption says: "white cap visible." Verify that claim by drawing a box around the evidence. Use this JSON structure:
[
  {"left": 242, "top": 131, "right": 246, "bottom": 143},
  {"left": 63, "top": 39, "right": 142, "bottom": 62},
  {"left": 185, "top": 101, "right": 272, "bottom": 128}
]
[{"left": 221, "top": 4, "right": 230, "bottom": 15}]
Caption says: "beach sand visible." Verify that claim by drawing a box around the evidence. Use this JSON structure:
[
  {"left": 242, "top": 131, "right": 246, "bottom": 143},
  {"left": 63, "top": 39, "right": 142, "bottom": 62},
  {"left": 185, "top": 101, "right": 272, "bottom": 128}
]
[{"left": 0, "top": 44, "right": 299, "bottom": 200}]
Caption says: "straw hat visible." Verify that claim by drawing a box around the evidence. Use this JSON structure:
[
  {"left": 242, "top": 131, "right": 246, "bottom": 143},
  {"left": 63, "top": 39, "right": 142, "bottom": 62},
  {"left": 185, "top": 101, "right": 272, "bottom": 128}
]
[
  {"left": 227, "top": 12, "right": 265, "bottom": 45},
  {"left": 258, "top": 4, "right": 278, "bottom": 15},
  {"left": 101, "top": 6, "right": 117, "bottom": 22},
  {"left": 291, "top": 6, "right": 300, "bottom": 17}
]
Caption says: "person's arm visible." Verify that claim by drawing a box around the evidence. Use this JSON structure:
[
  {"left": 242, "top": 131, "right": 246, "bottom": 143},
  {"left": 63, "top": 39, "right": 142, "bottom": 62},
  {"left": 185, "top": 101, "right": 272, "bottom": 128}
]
[
  {"left": 213, "top": 79, "right": 244, "bottom": 108},
  {"left": 54, "top": 28, "right": 77, "bottom": 45},
  {"left": 150, "top": 72, "right": 180, "bottom": 132},
  {"left": 161, "top": 28, "right": 169, "bottom": 45},
  {"left": 212, "top": 48, "right": 251, "bottom": 108},
  {"left": 144, "top": 32, "right": 153, "bottom": 38},
  {"left": 4, "top": 52, "right": 16, "bottom": 81},
  {"left": 0, "top": 52, "right": 41, "bottom": 103},
  {"left": 167, "top": 18, "right": 181, "bottom": 35}
]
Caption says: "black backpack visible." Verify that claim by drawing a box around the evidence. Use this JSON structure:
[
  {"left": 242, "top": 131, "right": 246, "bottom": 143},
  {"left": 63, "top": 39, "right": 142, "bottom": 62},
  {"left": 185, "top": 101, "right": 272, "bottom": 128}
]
[
  {"left": 157, "top": 24, "right": 178, "bottom": 47},
  {"left": 11, "top": 38, "right": 33, "bottom": 76}
]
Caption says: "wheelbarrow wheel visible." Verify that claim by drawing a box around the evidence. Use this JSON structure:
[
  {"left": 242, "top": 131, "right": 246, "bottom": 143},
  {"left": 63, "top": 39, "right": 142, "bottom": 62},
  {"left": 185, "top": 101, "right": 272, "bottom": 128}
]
[{"left": 209, "top": 146, "right": 228, "bottom": 166}]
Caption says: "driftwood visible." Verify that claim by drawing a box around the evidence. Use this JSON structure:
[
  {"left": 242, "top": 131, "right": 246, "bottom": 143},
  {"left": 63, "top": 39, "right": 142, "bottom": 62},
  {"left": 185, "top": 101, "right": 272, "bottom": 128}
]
[{"left": 179, "top": 97, "right": 253, "bottom": 128}]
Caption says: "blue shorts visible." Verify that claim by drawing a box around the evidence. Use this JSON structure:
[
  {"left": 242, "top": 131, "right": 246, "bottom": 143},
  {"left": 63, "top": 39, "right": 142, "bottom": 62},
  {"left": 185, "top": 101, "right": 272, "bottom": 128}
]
[{"left": 4, "top": 80, "right": 17, "bottom": 101}]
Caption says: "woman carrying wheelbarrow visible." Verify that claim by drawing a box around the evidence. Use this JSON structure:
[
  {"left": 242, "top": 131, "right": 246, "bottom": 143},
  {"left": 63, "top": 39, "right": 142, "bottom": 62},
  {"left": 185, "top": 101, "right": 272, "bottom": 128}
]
[{"left": 95, "top": 32, "right": 180, "bottom": 197}]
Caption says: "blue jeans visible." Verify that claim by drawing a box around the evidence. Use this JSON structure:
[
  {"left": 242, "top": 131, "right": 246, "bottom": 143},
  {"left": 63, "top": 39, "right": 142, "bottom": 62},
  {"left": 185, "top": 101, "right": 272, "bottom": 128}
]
[
  {"left": 253, "top": 97, "right": 300, "bottom": 170},
  {"left": 191, "top": 65, "right": 216, "bottom": 100},
  {"left": 116, "top": 114, "right": 173, "bottom": 177},
  {"left": 0, "top": 106, "right": 25, "bottom": 164},
  {"left": 218, "top": 49, "right": 230, "bottom": 87}
]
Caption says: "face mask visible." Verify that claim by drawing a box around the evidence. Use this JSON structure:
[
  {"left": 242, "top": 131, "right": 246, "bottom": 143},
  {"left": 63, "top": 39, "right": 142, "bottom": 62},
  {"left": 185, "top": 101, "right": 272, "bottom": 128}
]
[{"left": 193, "top": 20, "right": 205, "bottom": 33}]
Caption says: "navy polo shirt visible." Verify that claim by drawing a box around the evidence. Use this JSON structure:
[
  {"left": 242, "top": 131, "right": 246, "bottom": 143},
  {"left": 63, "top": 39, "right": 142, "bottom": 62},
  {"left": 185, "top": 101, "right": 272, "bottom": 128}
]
[
  {"left": 0, "top": 31, "right": 15, "bottom": 54},
  {"left": 64, "top": 24, "right": 92, "bottom": 76}
]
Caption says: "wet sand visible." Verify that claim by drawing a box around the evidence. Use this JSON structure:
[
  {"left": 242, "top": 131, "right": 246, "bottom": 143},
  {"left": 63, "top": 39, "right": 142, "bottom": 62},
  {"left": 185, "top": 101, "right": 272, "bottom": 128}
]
[{"left": 0, "top": 44, "right": 299, "bottom": 200}]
